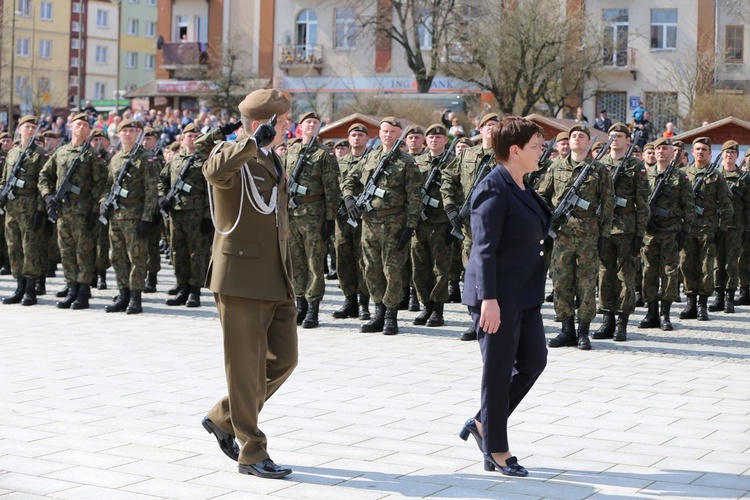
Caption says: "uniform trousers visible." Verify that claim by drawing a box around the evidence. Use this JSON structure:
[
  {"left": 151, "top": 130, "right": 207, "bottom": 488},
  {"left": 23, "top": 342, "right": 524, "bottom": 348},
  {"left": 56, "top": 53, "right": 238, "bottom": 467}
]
[
  {"left": 58, "top": 213, "right": 96, "bottom": 283},
  {"left": 4, "top": 195, "right": 44, "bottom": 279},
  {"left": 207, "top": 294, "right": 297, "bottom": 465},
  {"left": 411, "top": 222, "right": 452, "bottom": 303},
  {"left": 714, "top": 229, "right": 742, "bottom": 290},
  {"left": 469, "top": 305, "right": 547, "bottom": 453},
  {"left": 109, "top": 219, "right": 148, "bottom": 290},
  {"left": 146, "top": 214, "right": 162, "bottom": 274},
  {"left": 361, "top": 213, "right": 409, "bottom": 309},
  {"left": 334, "top": 216, "right": 367, "bottom": 297},
  {"left": 289, "top": 212, "right": 326, "bottom": 301},
  {"left": 642, "top": 231, "right": 680, "bottom": 302},
  {"left": 550, "top": 221, "right": 599, "bottom": 323},
  {"left": 170, "top": 210, "right": 211, "bottom": 287},
  {"left": 598, "top": 233, "right": 637, "bottom": 314},
  {"left": 680, "top": 232, "right": 715, "bottom": 296}
]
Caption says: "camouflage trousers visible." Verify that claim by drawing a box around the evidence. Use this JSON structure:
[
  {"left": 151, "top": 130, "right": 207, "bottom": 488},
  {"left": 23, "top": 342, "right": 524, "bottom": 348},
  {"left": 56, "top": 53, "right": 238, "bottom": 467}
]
[
  {"left": 0, "top": 213, "right": 6, "bottom": 263},
  {"left": 4, "top": 195, "right": 44, "bottom": 279},
  {"left": 361, "top": 214, "right": 409, "bottom": 309},
  {"left": 714, "top": 229, "right": 742, "bottom": 290},
  {"left": 95, "top": 221, "right": 111, "bottom": 271},
  {"left": 642, "top": 231, "right": 680, "bottom": 302},
  {"left": 334, "top": 216, "right": 367, "bottom": 297},
  {"left": 460, "top": 223, "right": 474, "bottom": 268},
  {"left": 146, "top": 214, "right": 162, "bottom": 274},
  {"left": 550, "top": 224, "right": 599, "bottom": 323},
  {"left": 740, "top": 242, "right": 750, "bottom": 287},
  {"left": 411, "top": 222, "right": 452, "bottom": 303},
  {"left": 449, "top": 238, "right": 462, "bottom": 281},
  {"left": 680, "top": 232, "right": 715, "bottom": 296},
  {"left": 109, "top": 219, "right": 148, "bottom": 291},
  {"left": 170, "top": 210, "right": 211, "bottom": 288},
  {"left": 46, "top": 223, "right": 60, "bottom": 264},
  {"left": 58, "top": 213, "right": 96, "bottom": 284},
  {"left": 598, "top": 233, "right": 637, "bottom": 314},
  {"left": 290, "top": 213, "right": 326, "bottom": 301}
]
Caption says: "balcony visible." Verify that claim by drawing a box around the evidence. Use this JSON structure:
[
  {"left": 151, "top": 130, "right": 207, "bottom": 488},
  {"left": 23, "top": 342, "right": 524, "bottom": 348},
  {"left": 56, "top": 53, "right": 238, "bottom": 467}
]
[
  {"left": 161, "top": 42, "right": 208, "bottom": 71},
  {"left": 278, "top": 44, "right": 324, "bottom": 74}
]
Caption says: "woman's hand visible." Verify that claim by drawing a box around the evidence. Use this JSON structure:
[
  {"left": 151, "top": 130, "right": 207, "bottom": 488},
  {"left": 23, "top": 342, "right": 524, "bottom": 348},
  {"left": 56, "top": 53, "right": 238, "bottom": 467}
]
[{"left": 479, "top": 299, "right": 501, "bottom": 334}]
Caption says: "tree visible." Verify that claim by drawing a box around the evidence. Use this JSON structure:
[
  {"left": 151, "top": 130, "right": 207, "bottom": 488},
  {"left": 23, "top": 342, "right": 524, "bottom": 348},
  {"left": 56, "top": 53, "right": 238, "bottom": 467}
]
[{"left": 659, "top": 47, "right": 718, "bottom": 129}]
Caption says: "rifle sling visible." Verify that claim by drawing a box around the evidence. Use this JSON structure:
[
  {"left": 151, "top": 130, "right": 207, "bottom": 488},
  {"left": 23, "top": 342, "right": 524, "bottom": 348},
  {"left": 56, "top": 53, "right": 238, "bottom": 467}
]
[
  {"left": 296, "top": 194, "right": 324, "bottom": 204},
  {"left": 118, "top": 196, "right": 144, "bottom": 206},
  {"left": 696, "top": 208, "right": 717, "bottom": 218},
  {"left": 571, "top": 209, "right": 596, "bottom": 218},
  {"left": 367, "top": 207, "right": 403, "bottom": 218},
  {"left": 614, "top": 205, "right": 635, "bottom": 215}
]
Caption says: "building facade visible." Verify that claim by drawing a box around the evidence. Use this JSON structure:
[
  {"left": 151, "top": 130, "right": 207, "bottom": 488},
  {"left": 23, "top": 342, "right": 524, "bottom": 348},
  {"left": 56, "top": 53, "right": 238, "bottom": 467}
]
[
  {"left": 119, "top": 0, "right": 158, "bottom": 107},
  {"left": 85, "top": 0, "right": 119, "bottom": 112}
]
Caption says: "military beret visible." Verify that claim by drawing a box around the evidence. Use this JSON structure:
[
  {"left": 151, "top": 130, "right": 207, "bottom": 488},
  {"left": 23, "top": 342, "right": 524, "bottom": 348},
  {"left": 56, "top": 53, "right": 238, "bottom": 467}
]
[
  {"left": 42, "top": 131, "right": 60, "bottom": 139},
  {"left": 143, "top": 127, "right": 158, "bottom": 138},
  {"left": 117, "top": 119, "right": 143, "bottom": 133},
  {"left": 479, "top": 113, "right": 500, "bottom": 128},
  {"left": 380, "top": 116, "right": 402, "bottom": 128},
  {"left": 323, "top": 139, "right": 335, "bottom": 149},
  {"left": 425, "top": 123, "right": 447, "bottom": 136},
  {"left": 591, "top": 141, "right": 605, "bottom": 151},
  {"left": 181, "top": 123, "right": 199, "bottom": 134},
  {"left": 334, "top": 139, "right": 350, "bottom": 148},
  {"left": 348, "top": 123, "right": 369, "bottom": 135},
  {"left": 456, "top": 137, "right": 472, "bottom": 147},
  {"left": 405, "top": 125, "right": 424, "bottom": 137},
  {"left": 633, "top": 145, "right": 642, "bottom": 153},
  {"left": 556, "top": 131, "right": 569, "bottom": 142},
  {"left": 568, "top": 124, "right": 591, "bottom": 139},
  {"left": 722, "top": 140, "right": 739, "bottom": 152},
  {"left": 89, "top": 129, "right": 105, "bottom": 138},
  {"left": 18, "top": 115, "right": 38, "bottom": 126},
  {"left": 652, "top": 137, "right": 672, "bottom": 149},
  {"left": 71, "top": 112, "right": 89, "bottom": 124},
  {"left": 0, "top": 132, "right": 9, "bottom": 140},
  {"left": 238, "top": 89, "right": 291, "bottom": 121},
  {"left": 642, "top": 142, "right": 655, "bottom": 151},
  {"left": 692, "top": 137, "right": 711, "bottom": 147},
  {"left": 299, "top": 111, "right": 320, "bottom": 123},
  {"left": 167, "top": 141, "right": 181, "bottom": 152},
  {"left": 672, "top": 140, "right": 684, "bottom": 148},
  {"left": 608, "top": 122, "right": 629, "bottom": 135}
]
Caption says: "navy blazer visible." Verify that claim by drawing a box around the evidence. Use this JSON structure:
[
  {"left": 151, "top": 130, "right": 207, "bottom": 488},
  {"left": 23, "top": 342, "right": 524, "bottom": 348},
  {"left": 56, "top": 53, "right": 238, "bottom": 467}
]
[{"left": 462, "top": 163, "right": 552, "bottom": 311}]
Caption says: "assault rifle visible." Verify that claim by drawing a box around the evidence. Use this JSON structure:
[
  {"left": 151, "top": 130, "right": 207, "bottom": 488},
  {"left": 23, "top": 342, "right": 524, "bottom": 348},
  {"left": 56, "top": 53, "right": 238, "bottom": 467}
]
[
  {"left": 98, "top": 130, "right": 146, "bottom": 225},
  {"left": 47, "top": 139, "right": 92, "bottom": 223},
  {"left": 527, "top": 138, "right": 557, "bottom": 187},
  {"left": 450, "top": 152, "right": 495, "bottom": 241},
  {"left": 647, "top": 156, "right": 679, "bottom": 225},
  {"left": 346, "top": 127, "right": 410, "bottom": 228},
  {"left": 692, "top": 153, "right": 722, "bottom": 215},
  {"left": 420, "top": 137, "right": 458, "bottom": 221},
  {"left": 610, "top": 134, "right": 640, "bottom": 210},
  {"left": 288, "top": 120, "right": 322, "bottom": 209},
  {"left": 160, "top": 153, "right": 196, "bottom": 219},
  {"left": 729, "top": 156, "right": 749, "bottom": 196},
  {"left": 0, "top": 124, "right": 42, "bottom": 215},
  {"left": 548, "top": 137, "right": 613, "bottom": 239}
]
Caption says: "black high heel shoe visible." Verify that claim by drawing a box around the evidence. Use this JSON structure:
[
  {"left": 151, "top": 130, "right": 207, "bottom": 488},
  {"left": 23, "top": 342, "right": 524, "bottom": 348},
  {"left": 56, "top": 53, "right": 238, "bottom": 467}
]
[
  {"left": 458, "top": 418, "right": 483, "bottom": 453},
  {"left": 484, "top": 454, "right": 528, "bottom": 477}
]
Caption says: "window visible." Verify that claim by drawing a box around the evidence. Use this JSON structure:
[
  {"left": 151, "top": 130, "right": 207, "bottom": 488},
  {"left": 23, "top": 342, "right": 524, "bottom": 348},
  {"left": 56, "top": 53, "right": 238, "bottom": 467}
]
[
  {"left": 70, "top": 75, "right": 79, "bottom": 87},
  {"left": 15, "top": 76, "right": 29, "bottom": 93},
  {"left": 73, "top": 2, "right": 84, "bottom": 14},
  {"left": 128, "top": 0, "right": 138, "bottom": 3},
  {"left": 726, "top": 25, "right": 744, "bottom": 63},
  {"left": 38, "top": 77, "right": 51, "bottom": 94},
  {"left": 71, "top": 56, "right": 79, "bottom": 67},
  {"left": 72, "top": 21, "right": 80, "bottom": 32},
  {"left": 72, "top": 38, "right": 83, "bottom": 50},
  {"left": 144, "top": 53, "right": 155, "bottom": 70},
  {"left": 175, "top": 15, "right": 188, "bottom": 41},
  {"left": 596, "top": 91, "right": 627, "bottom": 124},
  {"left": 418, "top": 9, "right": 432, "bottom": 50},
  {"left": 95, "top": 45, "right": 108, "bottom": 64},
  {"left": 96, "top": 9, "right": 108, "bottom": 28},
  {"left": 94, "top": 82, "right": 106, "bottom": 100},
  {"left": 18, "top": 0, "right": 31, "bottom": 17},
  {"left": 334, "top": 8, "right": 357, "bottom": 50},
  {"left": 644, "top": 92, "right": 678, "bottom": 135},
  {"left": 39, "top": 40, "right": 51, "bottom": 58},
  {"left": 17, "top": 37, "right": 30, "bottom": 57},
  {"left": 603, "top": 9, "right": 628, "bottom": 67},
  {"left": 296, "top": 9, "right": 318, "bottom": 47},
  {"left": 146, "top": 21, "right": 156, "bottom": 37},
  {"left": 651, "top": 9, "right": 677, "bottom": 50},
  {"left": 40, "top": 2, "right": 53, "bottom": 21},
  {"left": 126, "top": 51, "right": 138, "bottom": 68},
  {"left": 127, "top": 19, "right": 138, "bottom": 36},
  {"left": 147, "top": 0, "right": 156, "bottom": 5}
]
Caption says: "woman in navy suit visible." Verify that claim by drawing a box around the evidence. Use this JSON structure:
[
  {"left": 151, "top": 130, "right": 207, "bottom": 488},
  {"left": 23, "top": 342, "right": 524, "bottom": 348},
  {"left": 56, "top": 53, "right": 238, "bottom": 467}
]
[{"left": 458, "top": 116, "right": 551, "bottom": 477}]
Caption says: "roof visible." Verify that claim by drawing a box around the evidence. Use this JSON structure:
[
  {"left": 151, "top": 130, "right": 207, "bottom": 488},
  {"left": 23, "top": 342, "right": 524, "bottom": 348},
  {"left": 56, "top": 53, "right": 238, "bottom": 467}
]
[
  {"left": 524, "top": 114, "right": 609, "bottom": 142},
  {"left": 319, "top": 113, "right": 420, "bottom": 140},
  {"left": 672, "top": 116, "right": 750, "bottom": 148}
]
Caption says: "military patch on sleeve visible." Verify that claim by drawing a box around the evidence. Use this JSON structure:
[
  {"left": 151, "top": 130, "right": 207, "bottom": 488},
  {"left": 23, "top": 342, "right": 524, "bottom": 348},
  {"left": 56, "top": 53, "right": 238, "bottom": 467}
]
[{"left": 329, "top": 152, "right": 335, "bottom": 157}]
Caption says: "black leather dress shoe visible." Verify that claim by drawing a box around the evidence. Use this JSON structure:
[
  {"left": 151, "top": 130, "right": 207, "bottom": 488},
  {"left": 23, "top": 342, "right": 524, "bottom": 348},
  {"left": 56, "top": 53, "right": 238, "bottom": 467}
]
[
  {"left": 459, "top": 326, "right": 477, "bottom": 341},
  {"left": 484, "top": 454, "right": 528, "bottom": 477},
  {"left": 202, "top": 417, "right": 239, "bottom": 461},
  {"left": 239, "top": 459, "right": 292, "bottom": 479},
  {"left": 458, "top": 418, "right": 483, "bottom": 453}
]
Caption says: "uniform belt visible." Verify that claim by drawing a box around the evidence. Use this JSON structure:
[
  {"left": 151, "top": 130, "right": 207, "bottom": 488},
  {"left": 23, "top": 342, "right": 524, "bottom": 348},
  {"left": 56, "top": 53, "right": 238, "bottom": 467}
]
[
  {"left": 572, "top": 209, "right": 596, "bottom": 218},
  {"left": 14, "top": 188, "right": 37, "bottom": 195},
  {"left": 299, "top": 194, "right": 324, "bottom": 203},
  {"left": 119, "top": 196, "right": 144, "bottom": 206},
  {"left": 614, "top": 205, "right": 635, "bottom": 215},
  {"left": 696, "top": 208, "right": 716, "bottom": 217},
  {"left": 370, "top": 207, "right": 403, "bottom": 218}
]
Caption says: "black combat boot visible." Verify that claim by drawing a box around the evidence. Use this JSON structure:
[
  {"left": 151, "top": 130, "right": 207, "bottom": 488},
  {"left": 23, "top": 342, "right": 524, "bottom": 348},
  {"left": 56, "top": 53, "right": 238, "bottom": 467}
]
[
  {"left": 21, "top": 278, "right": 37, "bottom": 306},
  {"left": 106, "top": 288, "right": 130, "bottom": 313},
  {"left": 592, "top": 311, "right": 615, "bottom": 339},
  {"left": 548, "top": 317, "right": 577, "bottom": 347},
  {"left": 71, "top": 283, "right": 91, "bottom": 310},
  {"left": 408, "top": 287, "right": 420, "bottom": 311},
  {"left": 358, "top": 293, "right": 370, "bottom": 320},
  {"left": 736, "top": 285, "right": 750, "bottom": 305},
  {"left": 144, "top": 272, "right": 157, "bottom": 293},
  {"left": 296, "top": 297, "right": 308, "bottom": 325},
  {"left": 0, "top": 257, "right": 10, "bottom": 275},
  {"left": 708, "top": 288, "right": 724, "bottom": 312},
  {"left": 3, "top": 277, "right": 26, "bottom": 304},
  {"left": 46, "top": 260, "right": 57, "bottom": 278},
  {"left": 301, "top": 299, "right": 320, "bottom": 328},
  {"left": 35, "top": 276, "right": 46, "bottom": 296},
  {"left": 383, "top": 307, "right": 399, "bottom": 335},
  {"left": 460, "top": 325, "right": 477, "bottom": 341},
  {"left": 361, "top": 302, "right": 385, "bottom": 333},
  {"left": 426, "top": 302, "right": 445, "bottom": 327},
  {"left": 634, "top": 287, "right": 644, "bottom": 307},
  {"left": 333, "top": 294, "right": 358, "bottom": 319},
  {"left": 97, "top": 269, "right": 107, "bottom": 290},
  {"left": 186, "top": 286, "right": 201, "bottom": 307},
  {"left": 398, "top": 288, "right": 410, "bottom": 310},
  {"left": 725, "top": 289, "right": 736, "bottom": 314},
  {"left": 56, "top": 284, "right": 69, "bottom": 298},
  {"left": 679, "top": 294, "right": 697, "bottom": 319},
  {"left": 126, "top": 290, "right": 143, "bottom": 314},
  {"left": 577, "top": 322, "right": 592, "bottom": 350},
  {"left": 659, "top": 301, "right": 673, "bottom": 331},
  {"left": 413, "top": 301, "right": 433, "bottom": 325},
  {"left": 57, "top": 283, "right": 79, "bottom": 309},
  {"left": 613, "top": 314, "right": 628, "bottom": 341},
  {"left": 166, "top": 285, "right": 189, "bottom": 306},
  {"left": 697, "top": 295, "right": 709, "bottom": 321},
  {"left": 545, "top": 290, "right": 554, "bottom": 302},
  {"left": 167, "top": 283, "right": 181, "bottom": 295},
  {"left": 638, "top": 301, "right": 659, "bottom": 328},
  {"left": 448, "top": 280, "right": 461, "bottom": 303}
]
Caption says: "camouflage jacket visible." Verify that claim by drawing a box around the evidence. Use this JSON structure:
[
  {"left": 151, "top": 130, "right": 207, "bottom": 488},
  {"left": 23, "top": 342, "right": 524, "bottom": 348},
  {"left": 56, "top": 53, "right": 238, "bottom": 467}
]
[
  {"left": 341, "top": 146, "right": 422, "bottom": 229},
  {"left": 101, "top": 147, "right": 158, "bottom": 222},
  {"left": 525, "top": 158, "right": 553, "bottom": 191},
  {"left": 440, "top": 145, "right": 495, "bottom": 209},
  {"left": 646, "top": 164, "right": 695, "bottom": 234},
  {"left": 415, "top": 150, "right": 453, "bottom": 225},
  {"left": 684, "top": 162, "right": 733, "bottom": 233},
  {"left": 158, "top": 149, "right": 209, "bottom": 215},
  {"left": 337, "top": 151, "right": 368, "bottom": 197},
  {"left": 0, "top": 141, "right": 49, "bottom": 212},
  {"left": 718, "top": 167, "right": 750, "bottom": 230},
  {"left": 600, "top": 154, "right": 651, "bottom": 237},
  {"left": 39, "top": 142, "right": 106, "bottom": 215},
  {"left": 281, "top": 138, "right": 340, "bottom": 219}
]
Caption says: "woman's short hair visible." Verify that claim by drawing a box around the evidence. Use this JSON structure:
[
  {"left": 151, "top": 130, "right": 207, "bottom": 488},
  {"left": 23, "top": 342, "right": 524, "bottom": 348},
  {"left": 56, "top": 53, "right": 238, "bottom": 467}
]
[{"left": 492, "top": 116, "right": 543, "bottom": 163}]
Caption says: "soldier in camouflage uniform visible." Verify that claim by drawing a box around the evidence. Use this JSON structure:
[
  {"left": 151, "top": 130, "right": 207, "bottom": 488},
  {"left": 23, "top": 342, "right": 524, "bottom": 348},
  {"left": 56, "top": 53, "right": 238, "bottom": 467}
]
[
  {"left": 446, "top": 138, "right": 473, "bottom": 304},
  {"left": 440, "top": 113, "right": 499, "bottom": 340},
  {"left": 281, "top": 111, "right": 340, "bottom": 329},
  {"left": 709, "top": 140, "right": 750, "bottom": 313},
  {"left": 142, "top": 127, "right": 165, "bottom": 293},
  {"left": 342, "top": 117, "right": 422, "bottom": 335},
  {"left": 39, "top": 113, "right": 106, "bottom": 310},
  {"left": 38, "top": 130, "right": 63, "bottom": 294},
  {"left": 539, "top": 125, "right": 614, "bottom": 350},
  {"left": 679, "top": 137, "right": 733, "bottom": 321},
  {"left": 638, "top": 138, "right": 694, "bottom": 331},
  {"left": 0, "top": 115, "right": 49, "bottom": 306},
  {"left": 412, "top": 124, "right": 454, "bottom": 327},
  {"left": 0, "top": 132, "right": 11, "bottom": 275},
  {"left": 737, "top": 150, "right": 750, "bottom": 305},
  {"left": 592, "top": 123, "right": 650, "bottom": 342},
  {"left": 99, "top": 119, "right": 159, "bottom": 314},
  {"left": 332, "top": 124, "right": 371, "bottom": 321},
  {"left": 400, "top": 125, "right": 425, "bottom": 311},
  {"left": 158, "top": 122, "right": 212, "bottom": 308},
  {"left": 90, "top": 130, "right": 112, "bottom": 291}
]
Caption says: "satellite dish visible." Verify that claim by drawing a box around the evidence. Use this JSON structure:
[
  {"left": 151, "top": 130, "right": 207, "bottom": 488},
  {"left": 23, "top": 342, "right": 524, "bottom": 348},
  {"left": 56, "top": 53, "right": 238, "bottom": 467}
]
[{"left": 156, "top": 35, "right": 164, "bottom": 50}]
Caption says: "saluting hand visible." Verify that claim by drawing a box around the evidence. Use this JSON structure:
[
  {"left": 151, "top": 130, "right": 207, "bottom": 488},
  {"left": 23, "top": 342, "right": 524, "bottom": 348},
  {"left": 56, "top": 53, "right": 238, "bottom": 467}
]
[{"left": 479, "top": 299, "right": 501, "bottom": 334}]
